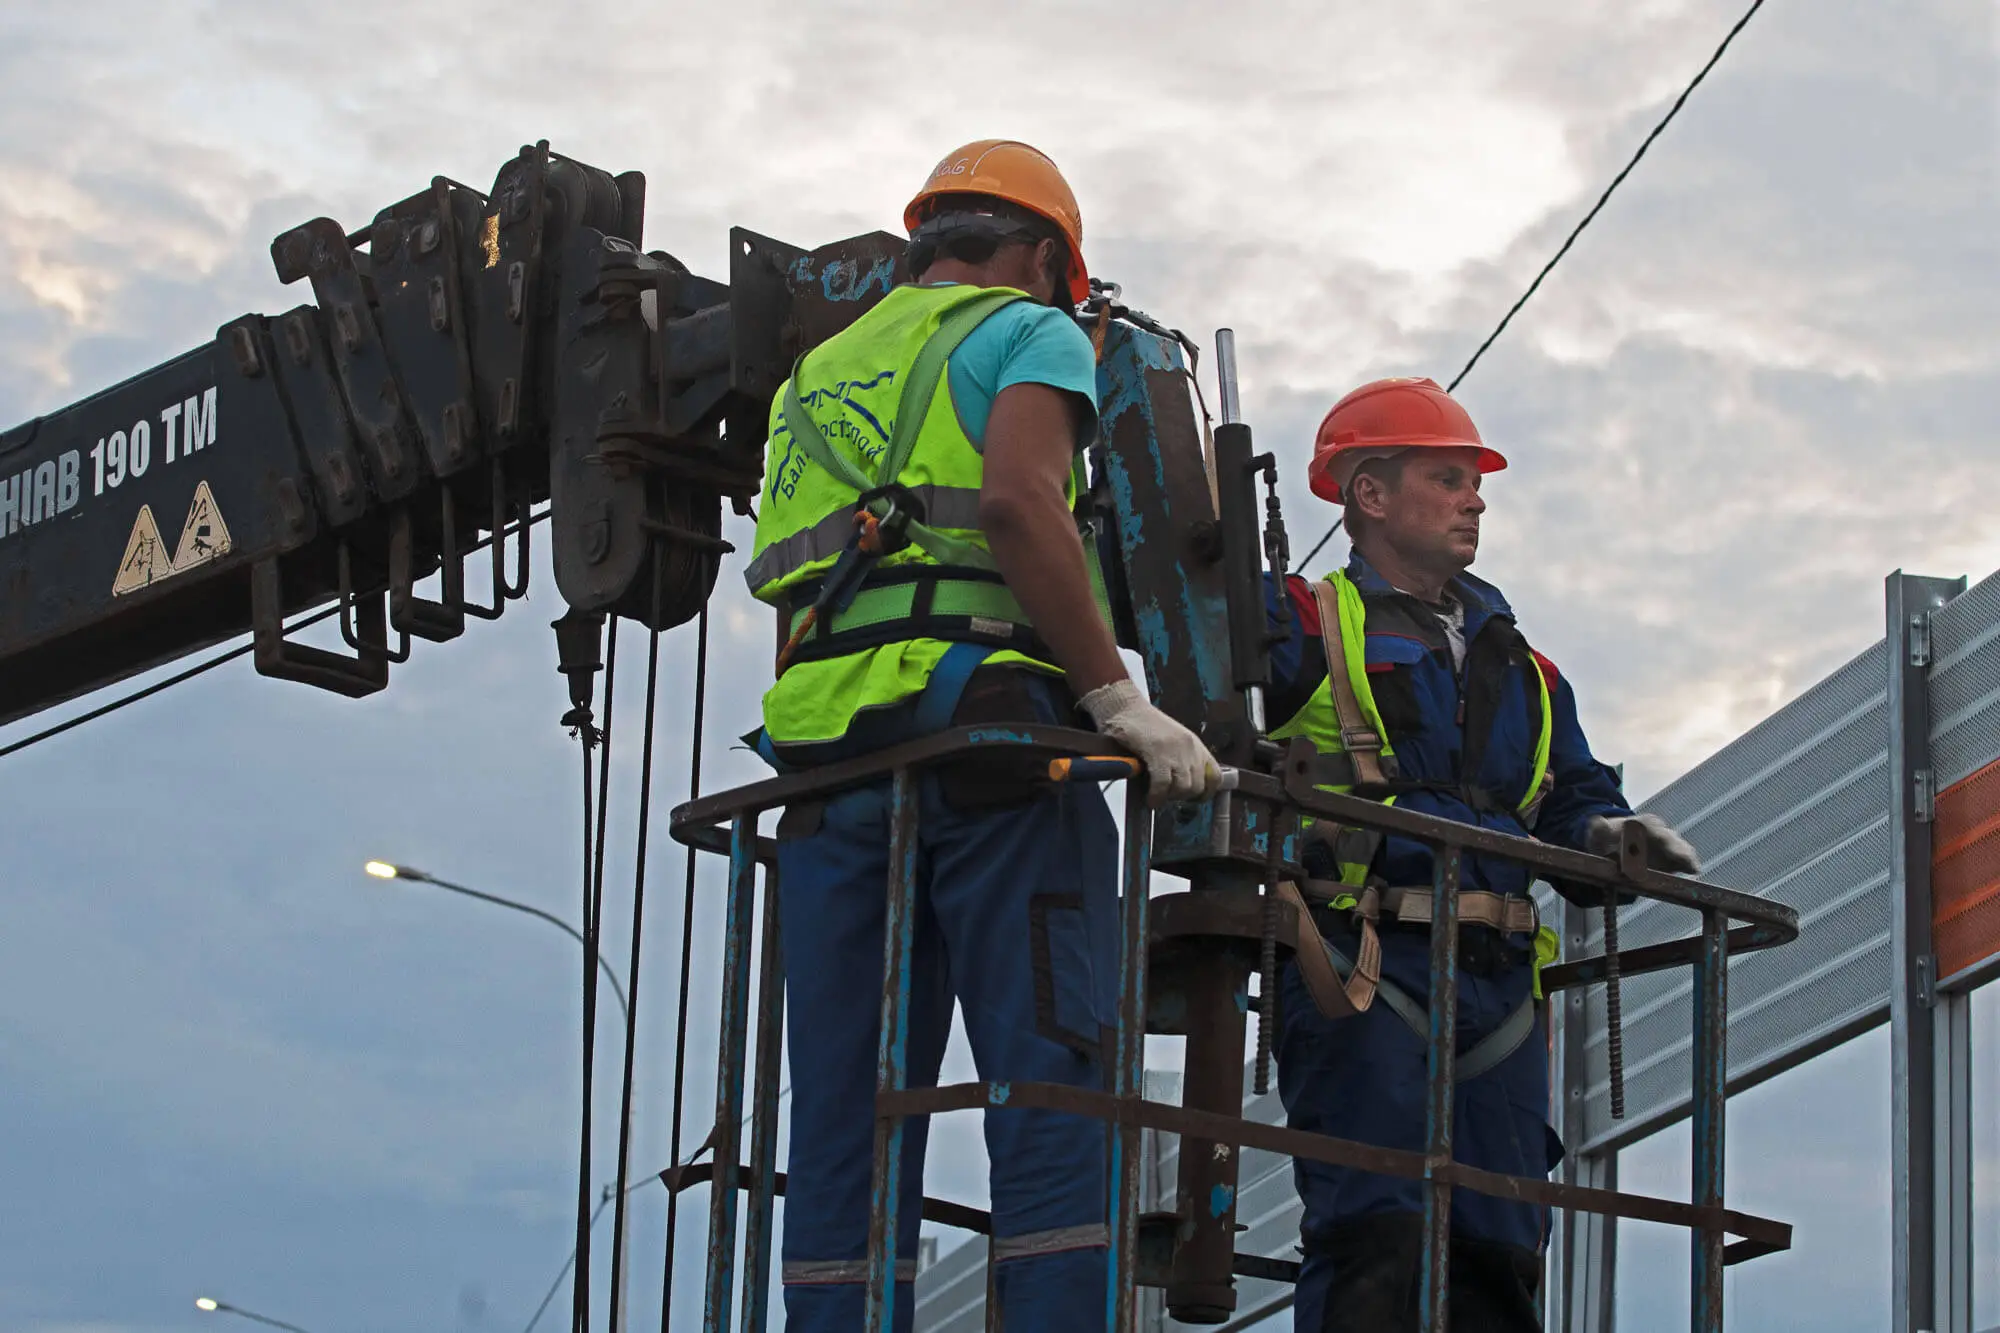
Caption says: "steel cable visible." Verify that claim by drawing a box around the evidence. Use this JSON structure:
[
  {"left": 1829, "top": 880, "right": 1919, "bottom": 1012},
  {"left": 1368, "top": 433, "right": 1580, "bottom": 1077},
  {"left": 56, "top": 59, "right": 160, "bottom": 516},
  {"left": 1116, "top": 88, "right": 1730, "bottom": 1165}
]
[
  {"left": 0, "top": 507, "right": 549, "bottom": 763},
  {"left": 573, "top": 626, "right": 618, "bottom": 1333},
  {"left": 658, "top": 603, "right": 711, "bottom": 1331},
  {"left": 1297, "top": 0, "right": 1769, "bottom": 561},
  {"left": 608, "top": 549, "right": 667, "bottom": 1328},
  {"left": 1446, "top": 0, "right": 1770, "bottom": 392}
]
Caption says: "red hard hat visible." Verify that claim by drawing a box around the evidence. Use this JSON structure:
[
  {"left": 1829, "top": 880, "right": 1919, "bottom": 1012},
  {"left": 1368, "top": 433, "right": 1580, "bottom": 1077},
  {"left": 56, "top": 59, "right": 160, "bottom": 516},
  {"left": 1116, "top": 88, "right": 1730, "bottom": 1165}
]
[{"left": 1308, "top": 377, "right": 1507, "bottom": 504}]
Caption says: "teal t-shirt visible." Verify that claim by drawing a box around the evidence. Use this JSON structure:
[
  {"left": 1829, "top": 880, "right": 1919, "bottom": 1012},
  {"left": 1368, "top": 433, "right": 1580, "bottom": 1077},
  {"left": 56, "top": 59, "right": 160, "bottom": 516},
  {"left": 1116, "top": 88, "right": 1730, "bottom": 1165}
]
[{"left": 925, "top": 283, "right": 1099, "bottom": 449}]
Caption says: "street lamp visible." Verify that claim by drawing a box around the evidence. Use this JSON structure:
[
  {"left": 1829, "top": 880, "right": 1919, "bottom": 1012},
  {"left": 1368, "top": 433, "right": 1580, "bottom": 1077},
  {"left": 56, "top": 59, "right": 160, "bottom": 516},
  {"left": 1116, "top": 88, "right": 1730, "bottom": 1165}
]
[
  {"left": 360, "top": 860, "right": 629, "bottom": 1024},
  {"left": 359, "top": 859, "right": 636, "bottom": 1331},
  {"left": 194, "top": 1296, "right": 311, "bottom": 1333}
]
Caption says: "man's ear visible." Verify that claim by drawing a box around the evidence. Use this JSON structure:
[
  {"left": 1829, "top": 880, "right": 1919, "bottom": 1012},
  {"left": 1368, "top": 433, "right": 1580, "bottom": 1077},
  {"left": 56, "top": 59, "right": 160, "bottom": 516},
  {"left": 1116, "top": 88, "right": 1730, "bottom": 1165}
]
[
  {"left": 1038, "top": 237, "right": 1066, "bottom": 300},
  {"left": 1347, "top": 473, "right": 1384, "bottom": 522}
]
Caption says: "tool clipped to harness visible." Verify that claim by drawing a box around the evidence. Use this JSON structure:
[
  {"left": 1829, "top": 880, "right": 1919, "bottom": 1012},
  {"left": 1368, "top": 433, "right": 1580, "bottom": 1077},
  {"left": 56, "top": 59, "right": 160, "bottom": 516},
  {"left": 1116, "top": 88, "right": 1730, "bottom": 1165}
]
[{"left": 774, "top": 484, "right": 927, "bottom": 675}]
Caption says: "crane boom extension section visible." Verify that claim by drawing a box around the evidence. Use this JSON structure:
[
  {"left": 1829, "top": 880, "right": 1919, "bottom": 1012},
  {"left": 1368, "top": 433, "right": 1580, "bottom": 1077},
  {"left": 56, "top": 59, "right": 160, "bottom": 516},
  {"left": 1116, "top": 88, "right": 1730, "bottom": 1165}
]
[{"left": 0, "top": 141, "right": 909, "bottom": 727}]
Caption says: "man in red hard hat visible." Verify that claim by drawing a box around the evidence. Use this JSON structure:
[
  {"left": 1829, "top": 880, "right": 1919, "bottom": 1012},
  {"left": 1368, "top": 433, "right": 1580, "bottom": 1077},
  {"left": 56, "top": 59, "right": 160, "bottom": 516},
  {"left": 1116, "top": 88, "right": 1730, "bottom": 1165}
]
[{"left": 1264, "top": 377, "right": 1701, "bottom": 1330}]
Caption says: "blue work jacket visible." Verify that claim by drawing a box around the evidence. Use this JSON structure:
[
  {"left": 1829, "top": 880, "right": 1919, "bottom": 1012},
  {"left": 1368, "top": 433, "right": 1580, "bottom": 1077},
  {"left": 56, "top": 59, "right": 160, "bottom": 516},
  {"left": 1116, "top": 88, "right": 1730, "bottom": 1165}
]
[{"left": 1266, "top": 553, "right": 1632, "bottom": 900}]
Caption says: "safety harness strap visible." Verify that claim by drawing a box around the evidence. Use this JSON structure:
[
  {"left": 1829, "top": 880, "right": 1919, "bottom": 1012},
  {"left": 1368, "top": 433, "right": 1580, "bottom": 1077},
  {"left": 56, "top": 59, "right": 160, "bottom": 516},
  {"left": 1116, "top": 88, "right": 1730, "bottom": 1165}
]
[
  {"left": 1315, "top": 933, "right": 1540, "bottom": 1083},
  {"left": 780, "top": 566, "right": 1049, "bottom": 666},
  {"left": 779, "top": 289, "right": 1025, "bottom": 573},
  {"left": 1357, "top": 884, "right": 1541, "bottom": 936},
  {"left": 1309, "top": 577, "right": 1391, "bottom": 783},
  {"left": 1297, "top": 878, "right": 1541, "bottom": 935},
  {"left": 1285, "top": 877, "right": 1544, "bottom": 1076},
  {"left": 745, "top": 483, "right": 986, "bottom": 591},
  {"left": 1277, "top": 879, "right": 1381, "bottom": 1019}
]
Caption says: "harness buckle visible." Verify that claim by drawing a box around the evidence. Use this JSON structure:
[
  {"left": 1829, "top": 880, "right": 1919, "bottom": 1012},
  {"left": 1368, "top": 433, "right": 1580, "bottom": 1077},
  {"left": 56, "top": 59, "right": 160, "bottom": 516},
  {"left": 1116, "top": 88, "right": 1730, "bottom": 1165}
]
[
  {"left": 853, "top": 483, "right": 927, "bottom": 556},
  {"left": 1338, "top": 725, "right": 1384, "bottom": 753}
]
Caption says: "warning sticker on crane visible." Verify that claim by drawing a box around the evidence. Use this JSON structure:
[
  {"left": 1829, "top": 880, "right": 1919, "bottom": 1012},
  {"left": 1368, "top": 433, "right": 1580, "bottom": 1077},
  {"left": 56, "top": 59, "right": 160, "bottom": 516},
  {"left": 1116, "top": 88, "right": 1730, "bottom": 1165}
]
[
  {"left": 110, "top": 480, "right": 234, "bottom": 597},
  {"left": 171, "top": 480, "right": 232, "bottom": 572},
  {"left": 111, "top": 504, "right": 174, "bottom": 595}
]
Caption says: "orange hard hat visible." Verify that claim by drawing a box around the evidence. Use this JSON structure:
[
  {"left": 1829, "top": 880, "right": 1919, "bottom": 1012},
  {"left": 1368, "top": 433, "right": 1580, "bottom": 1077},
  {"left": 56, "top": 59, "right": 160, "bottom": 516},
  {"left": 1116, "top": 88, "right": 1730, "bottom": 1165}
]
[
  {"left": 904, "top": 139, "right": 1090, "bottom": 306},
  {"left": 1308, "top": 377, "right": 1507, "bottom": 503}
]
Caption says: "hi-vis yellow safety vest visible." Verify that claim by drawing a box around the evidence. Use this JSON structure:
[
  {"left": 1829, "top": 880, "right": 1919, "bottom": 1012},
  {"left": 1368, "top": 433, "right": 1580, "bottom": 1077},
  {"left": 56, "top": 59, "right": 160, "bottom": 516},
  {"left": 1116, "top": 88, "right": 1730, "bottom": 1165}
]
[
  {"left": 1271, "top": 570, "right": 1561, "bottom": 983},
  {"left": 745, "top": 283, "right": 1085, "bottom": 748}
]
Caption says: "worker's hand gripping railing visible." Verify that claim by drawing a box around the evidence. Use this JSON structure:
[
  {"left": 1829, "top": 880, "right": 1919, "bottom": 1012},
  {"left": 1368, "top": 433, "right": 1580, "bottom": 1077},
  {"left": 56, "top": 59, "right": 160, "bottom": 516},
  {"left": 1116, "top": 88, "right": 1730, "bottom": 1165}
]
[{"left": 665, "top": 724, "right": 1799, "bottom": 1333}]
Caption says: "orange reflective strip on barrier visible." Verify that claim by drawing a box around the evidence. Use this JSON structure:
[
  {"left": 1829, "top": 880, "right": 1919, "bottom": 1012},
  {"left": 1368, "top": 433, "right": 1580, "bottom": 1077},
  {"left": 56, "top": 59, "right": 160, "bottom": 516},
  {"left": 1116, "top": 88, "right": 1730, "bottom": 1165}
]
[{"left": 1931, "top": 753, "right": 2000, "bottom": 979}]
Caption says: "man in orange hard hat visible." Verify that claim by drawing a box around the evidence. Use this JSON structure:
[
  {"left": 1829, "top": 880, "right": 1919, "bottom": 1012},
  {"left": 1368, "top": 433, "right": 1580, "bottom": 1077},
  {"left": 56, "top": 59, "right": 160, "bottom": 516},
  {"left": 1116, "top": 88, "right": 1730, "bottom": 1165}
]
[
  {"left": 747, "top": 139, "right": 1217, "bottom": 1331},
  {"left": 1264, "top": 377, "right": 1700, "bottom": 1330}
]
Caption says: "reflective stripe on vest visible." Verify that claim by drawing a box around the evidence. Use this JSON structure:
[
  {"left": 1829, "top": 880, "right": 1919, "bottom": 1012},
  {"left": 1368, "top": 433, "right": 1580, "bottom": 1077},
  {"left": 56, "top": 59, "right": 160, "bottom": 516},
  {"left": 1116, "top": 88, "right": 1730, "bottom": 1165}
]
[
  {"left": 1272, "top": 570, "right": 1554, "bottom": 887},
  {"left": 743, "top": 483, "right": 986, "bottom": 592}
]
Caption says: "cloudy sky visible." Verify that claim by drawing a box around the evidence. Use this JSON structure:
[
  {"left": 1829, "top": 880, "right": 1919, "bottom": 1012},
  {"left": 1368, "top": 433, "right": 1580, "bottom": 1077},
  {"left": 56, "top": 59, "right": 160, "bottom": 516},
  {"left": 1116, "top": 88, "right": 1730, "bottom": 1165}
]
[{"left": 3, "top": 1, "right": 1997, "bottom": 1330}]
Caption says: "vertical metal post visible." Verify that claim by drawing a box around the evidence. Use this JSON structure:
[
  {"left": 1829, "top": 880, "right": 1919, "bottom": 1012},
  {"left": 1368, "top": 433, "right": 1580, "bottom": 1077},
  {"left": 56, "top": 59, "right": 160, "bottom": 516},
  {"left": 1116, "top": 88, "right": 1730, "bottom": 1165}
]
[
  {"left": 982, "top": 1237, "right": 999, "bottom": 1333},
  {"left": 739, "top": 865, "right": 786, "bottom": 1333},
  {"left": 865, "top": 770, "right": 923, "bottom": 1333},
  {"left": 1555, "top": 898, "right": 1617, "bottom": 1333},
  {"left": 1107, "top": 781, "right": 1154, "bottom": 1333},
  {"left": 1163, "top": 878, "right": 1253, "bottom": 1322},
  {"left": 1211, "top": 329, "right": 1270, "bottom": 741},
  {"left": 1886, "top": 570, "right": 1962, "bottom": 1333},
  {"left": 1687, "top": 908, "right": 1730, "bottom": 1333},
  {"left": 703, "top": 816, "right": 760, "bottom": 1333},
  {"left": 1933, "top": 980, "right": 1975, "bottom": 1333},
  {"left": 1417, "top": 844, "right": 1463, "bottom": 1333}
]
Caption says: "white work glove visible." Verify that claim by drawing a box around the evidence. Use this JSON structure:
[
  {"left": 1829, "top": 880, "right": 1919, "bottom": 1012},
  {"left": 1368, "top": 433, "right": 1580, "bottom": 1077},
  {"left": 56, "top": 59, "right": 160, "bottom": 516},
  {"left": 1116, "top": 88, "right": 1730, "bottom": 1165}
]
[
  {"left": 1585, "top": 813, "right": 1702, "bottom": 875},
  {"left": 1078, "top": 679, "right": 1221, "bottom": 805}
]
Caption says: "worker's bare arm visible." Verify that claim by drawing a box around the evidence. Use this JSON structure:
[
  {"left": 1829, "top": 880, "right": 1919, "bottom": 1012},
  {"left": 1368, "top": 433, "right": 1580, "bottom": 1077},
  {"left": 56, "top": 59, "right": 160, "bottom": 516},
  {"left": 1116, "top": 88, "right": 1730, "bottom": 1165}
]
[{"left": 980, "top": 381, "right": 1125, "bottom": 696}]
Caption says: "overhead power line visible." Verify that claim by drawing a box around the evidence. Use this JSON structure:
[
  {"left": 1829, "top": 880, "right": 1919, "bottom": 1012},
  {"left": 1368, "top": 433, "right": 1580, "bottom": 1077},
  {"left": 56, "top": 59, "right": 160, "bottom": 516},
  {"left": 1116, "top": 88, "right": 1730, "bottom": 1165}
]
[
  {"left": 1297, "top": 0, "right": 1770, "bottom": 563},
  {"left": 1446, "top": 0, "right": 1769, "bottom": 391},
  {"left": 0, "top": 606, "right": 335, "bottom": 761},
  {"left": 0, "top": 507, "right": 549, "bottom": 762},
  {"left": 1297, "top": 517, "right": 1344, "bottom": 573}
]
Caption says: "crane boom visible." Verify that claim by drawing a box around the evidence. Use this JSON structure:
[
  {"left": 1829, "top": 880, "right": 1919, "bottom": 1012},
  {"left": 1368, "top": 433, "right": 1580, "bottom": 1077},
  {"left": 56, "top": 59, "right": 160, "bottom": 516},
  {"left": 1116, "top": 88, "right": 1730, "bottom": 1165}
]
[{"left": 0, "top": 140, "right": 908, "bottom": 727}]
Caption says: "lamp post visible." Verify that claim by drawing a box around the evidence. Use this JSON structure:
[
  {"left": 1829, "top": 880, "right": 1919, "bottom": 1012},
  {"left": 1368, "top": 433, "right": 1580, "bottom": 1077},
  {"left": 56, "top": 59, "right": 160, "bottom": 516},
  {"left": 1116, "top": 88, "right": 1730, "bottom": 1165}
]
[
  {"left": 194, "top": 1297, "right": 311, "bottom": 1333},
  {"left": 362, "top": 861, "right": 629, "bottom": 1025},
  {"left": 360, "top": 859, "right": 636, "bottom": 1331}
]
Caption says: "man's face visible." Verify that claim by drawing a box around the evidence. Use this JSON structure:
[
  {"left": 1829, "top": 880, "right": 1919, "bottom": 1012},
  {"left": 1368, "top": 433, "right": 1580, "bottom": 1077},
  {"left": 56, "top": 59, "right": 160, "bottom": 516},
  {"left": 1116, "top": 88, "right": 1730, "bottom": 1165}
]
[{"left": 1361, "top": 446, "right": 1487, "bottom": 572}]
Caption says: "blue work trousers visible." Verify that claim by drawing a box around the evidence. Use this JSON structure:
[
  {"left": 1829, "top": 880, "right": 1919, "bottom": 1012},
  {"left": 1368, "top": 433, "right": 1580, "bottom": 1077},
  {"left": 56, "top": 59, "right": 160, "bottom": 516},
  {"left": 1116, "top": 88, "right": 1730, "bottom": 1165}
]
[
  {"left": 776, "top": 771, "right": 1119, "bottom": 1332},
  {"left": 1277, "top": 923, "right": 1560, "bottom": 1333}
]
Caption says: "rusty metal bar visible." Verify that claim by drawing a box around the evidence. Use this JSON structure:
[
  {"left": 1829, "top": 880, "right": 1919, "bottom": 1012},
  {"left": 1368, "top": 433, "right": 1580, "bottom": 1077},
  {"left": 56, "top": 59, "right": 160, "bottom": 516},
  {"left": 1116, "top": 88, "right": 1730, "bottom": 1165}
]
[
  {"left": 1107, "top": 779, "right": 1154, "bottom": 1332},
  {"left": 1418, "top": 845, "right": 1464, "bottom": 1332},
  {"left": 864, "top": 769, "right": 922, "bottom": 1333},
  {"left": 1263, "top": 749, "right": 1795, "bottom": 934},
  {"left": 879, "top": 1080, "right": 1792, "bottom": 1252},
  {"left": 667, "top": 730, "right": 1802, "bottom": 1330},
  {"left": 1165, "top": 884, "right": 1252, "bottom": 1322},
  {"left": 669, "top": 731, "right": 1800, "bottom": 955},
  {"left": 1689, "top": 907, "right": 1730, "bottom": 1331},
  {"left": 738, "top": 868, "right": 786, "bottom": 1333},
  {"left": 1540, "top": 923, "right": 1774, "bottom": 993},
  {"left": 701, "top": 816, "right": 758, "bottom": 1333},
  {"left": 671, "top": 725, "right": 1110, "bottom": 829}
]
